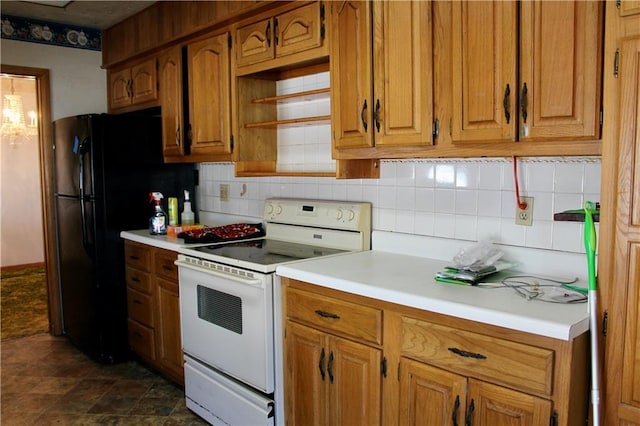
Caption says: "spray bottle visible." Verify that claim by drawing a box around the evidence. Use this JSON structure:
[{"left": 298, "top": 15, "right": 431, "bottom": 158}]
[
  {"left": 181, "top": 190, "right": 195, "bottom": 225},
  {"left": 149, "top": 192, "right": 167, "bottom": 235}
]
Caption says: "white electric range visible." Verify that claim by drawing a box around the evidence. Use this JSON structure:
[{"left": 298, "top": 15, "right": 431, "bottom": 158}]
[{"left": 175, "top": 198, "right": 371, "bottom": 426}]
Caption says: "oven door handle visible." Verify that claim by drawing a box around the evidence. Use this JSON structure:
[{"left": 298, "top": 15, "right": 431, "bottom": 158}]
[{"left": 175, "top": 260, "right": 265, "bottom": 287}]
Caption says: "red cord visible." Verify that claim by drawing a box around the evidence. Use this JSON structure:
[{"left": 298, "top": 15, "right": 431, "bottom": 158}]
[{"left": 513, "top": 156, "right": 528, "bottom": 210}]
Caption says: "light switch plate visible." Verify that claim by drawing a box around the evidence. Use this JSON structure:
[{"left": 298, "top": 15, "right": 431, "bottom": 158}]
[{"left": 220, "top": 184, "right": 229, "bottom": 202}]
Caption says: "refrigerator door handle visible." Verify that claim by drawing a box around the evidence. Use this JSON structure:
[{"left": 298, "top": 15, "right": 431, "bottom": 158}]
[{"left": 78, "top": 139, "right": 95, "bottom": 260}]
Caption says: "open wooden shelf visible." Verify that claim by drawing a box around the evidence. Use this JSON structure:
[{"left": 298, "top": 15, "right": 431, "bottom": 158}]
[
  {"left": 244, "top": 115, "right": 331, "bottom": 129},
  {"left": 251, "top": 88, "right": 330, "bottom": 104}
]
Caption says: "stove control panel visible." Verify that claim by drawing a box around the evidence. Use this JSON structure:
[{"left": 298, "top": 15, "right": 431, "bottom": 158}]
[{"left": 263, "top": 198, "right": 371, "bottom": 232}]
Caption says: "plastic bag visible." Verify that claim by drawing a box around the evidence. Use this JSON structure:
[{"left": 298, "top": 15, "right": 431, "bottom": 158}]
[{"left": 452, "top": 241, "right": 503, "bottom": 271}]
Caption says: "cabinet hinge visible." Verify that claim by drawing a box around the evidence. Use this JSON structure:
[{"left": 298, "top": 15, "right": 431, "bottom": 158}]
[
  {"left": 614, "top": 48, "right": 620, "bottom": 78},
  {"left": 432, "top": 118, "right": 439, "bottom": 141},
  {"left": 600, "top": 109, "right": 604, "bottom": 128},
  {"left": 549, "top": 410, "right": 558, "bottom": 426},
  {"left": 602, "top": 310, "right": 608, "bottom": 337},
  {"left": 616, "top": 0, "right": 621, "bottom": 9},
  {"left": 381, "top": 357, "right": 387, "bottom": 378},
  {"left": 156, "top": 59, "right": 160, "bottom": 92},
  {"left": 228, "top": 34, "right": 232, "bottom": 50},
  {"left": 230, "top": 135, "right": 234, "bottom": 150},
  {"left": 397, "top": 362, "right": 401, "bottom": 381}
]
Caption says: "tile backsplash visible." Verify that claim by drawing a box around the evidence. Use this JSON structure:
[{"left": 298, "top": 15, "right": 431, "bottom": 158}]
[{"left": 196, "top": 157, "right": 601, "bottom": 254}]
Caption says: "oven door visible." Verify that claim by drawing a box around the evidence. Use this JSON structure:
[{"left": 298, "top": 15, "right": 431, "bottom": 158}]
[{"left": 177, "top": 258, "right": 274, "bottom": 393}]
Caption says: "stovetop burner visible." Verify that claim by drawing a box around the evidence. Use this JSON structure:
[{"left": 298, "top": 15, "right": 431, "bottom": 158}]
[{"left": 192, "top": 239, "right": 347, "bottom": 266}]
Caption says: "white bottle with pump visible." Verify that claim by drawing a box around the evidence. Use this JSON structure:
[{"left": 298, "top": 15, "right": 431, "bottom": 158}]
[{"left": 181, "top": 190, "right": 195, "bottom": 225}]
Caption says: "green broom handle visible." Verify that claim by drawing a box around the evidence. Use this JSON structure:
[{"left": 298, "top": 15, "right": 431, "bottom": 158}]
[{"left": 583, "top": 201, "right": 597, "bottom": 291}]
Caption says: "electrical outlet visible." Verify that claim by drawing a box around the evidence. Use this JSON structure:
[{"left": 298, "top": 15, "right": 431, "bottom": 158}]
[
  {"left": 220, "top": 184, "right": 230, "bottom": 202},
  {"left": 515, "top": 196, "right": 534, "bottom": 226}
]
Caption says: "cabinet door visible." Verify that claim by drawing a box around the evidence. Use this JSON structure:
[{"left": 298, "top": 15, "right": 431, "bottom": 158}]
[
  {"left": 285, "top": 321, "right": 329, "bottom": 426},
  {"left": 467, "top": 379, "right": 552, "bottom": 426},
  {"left": 236, "top": 17, "right": 274, "bottom": 67},
  {"left": 605, "top": 36, "right": 640, "bottom": 424},
  {"left": 519, "top": 1, "right": 602, "bottom": 141},
  {"left": 158, "top": 47, "right": 186, "bottom": 158},
  {"left": 109, "top": 68, "right": 132, "bottom": 110},
  {"left": 130, "top": 58, "right": 158, "bottom": 106},
  {"left": 156, "top": 277, "right": 184, "bottom": 384},
  {"left": 620, "top": 0, "right": 640, "bottom": 16},
  {"left": 398, "top": 358, "right": 466, "bottom": 426},
  {"left": 187, "top": 33, "right": 232, "bottom": 156},
  {"left": 451, "top": 1, "right": 517, "bottom": 143},
  {"left": 329, "top": 336, "right": 381, "bottom": 425},
  {"left": 331, "top": 0, "right": 373, "bottom": 150},
  {"left": 276, "top": 2, "right": 324, "bottom": 59},
  {"left": 372, "top": 0, "right": 433, "bottom": 148}
]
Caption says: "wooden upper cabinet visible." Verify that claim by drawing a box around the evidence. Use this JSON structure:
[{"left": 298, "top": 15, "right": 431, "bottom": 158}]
[
  {"left": 108, "top": 57, "right": 158, "bottom": 112},
  {"left": 451, "top": 1, "right": 517, "bottom": 143},
  {"left": 158, "top": 47, "right": 185, "bottom": 158},
  {"left": 372, "top": 1, "right": 433, "bottom": 148},
  {"left": 331, "top": 0, "right": 434, "bottom": 151},
  {"left": 519, "top": 1, "right": 602, "bottom": 141},
  {"left": 452, "top": 0, "right": 602, "bottom": 144},
  {"left": 187, "top": 33, "right": 232, "bottom": 157},
  {"left": 235, "top": 1, "right": 328, "bottom": 73},
  {"left": 330, "top": 0, "right": 373, "bottom": 150}
]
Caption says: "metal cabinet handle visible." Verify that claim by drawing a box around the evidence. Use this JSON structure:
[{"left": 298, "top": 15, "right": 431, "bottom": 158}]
[
  {"left": 465, "top": 399, "right": 475, "bottom": 426},
  {"left": 318, "top": 347, "right": 326, "bottom": 380},
  {"left": 448, "top": 347, "right": 487, "bottom": 360},
  {"left": 327, "top": 351, "right": 334, "bottom": 383},
  {"left": 162, "top": 265, "right": 174, "bottom": 271},
  {"left": 452, "top": 395, "right": 460, "bottom": 426},
  {"left": 266, "top": 21, "right": 272, "bottom": 47},
  {"left": 315, "top": 309, "right": 340, "bottom": 319},
  {"left": 503, "top": 84, "right": 511, "bottom": 124},
  {"left": 175, "top": 126, "right": 181, "bottom": 147},
  {"left": 131, "top": 277, "right": 141, "bottom": 283},
  {"left": 133, "top": 299, "right": 143, "bottom": 305},
  {"left": 274, "top": 17, "right": 279, "bottom": 46},
  {"left": 520, "top": 82, "right": 528, "bottom": 123},
  {"left": 374, "top": 99, "right": 381, "bottom": 132},
  {"left": 361, "top": 100, "right": 368, "bottom": 132}
]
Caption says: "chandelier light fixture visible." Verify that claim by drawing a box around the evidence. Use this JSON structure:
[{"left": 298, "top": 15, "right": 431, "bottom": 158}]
[{"left": 1, "top": 76, "right": 38, "bottom": 146}]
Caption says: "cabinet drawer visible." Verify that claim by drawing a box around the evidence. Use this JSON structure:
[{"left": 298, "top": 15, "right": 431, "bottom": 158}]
[
  {"left": 154, "top": 250, "right": 178, "bottom": 282},
  {"left": 125, "top": 266, "right": 152, "bottom": 294},
  {"left": 128, "top": 319, "right": 156, "bottom": 361},
  {"left": 124, "top": 242, "right": 151, "bottom": 271},
  {"left": 286, "top": 287, "right": 382, "bottom": 345},
  {"left": 401, "top": 317, "right": 554, "bottom": 396},
  {"left": 127, "top": 287, "right": 154, "bottom": 326}
]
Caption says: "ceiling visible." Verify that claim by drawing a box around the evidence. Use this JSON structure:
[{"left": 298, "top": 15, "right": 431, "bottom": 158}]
[{"left": 1, "top": 1, "right": 156, "bottom": 30}]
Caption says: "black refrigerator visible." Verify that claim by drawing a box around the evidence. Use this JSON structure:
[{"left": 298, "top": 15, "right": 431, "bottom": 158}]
[{"left": 53, "top": 110, "right": 196, "bottom": 363}]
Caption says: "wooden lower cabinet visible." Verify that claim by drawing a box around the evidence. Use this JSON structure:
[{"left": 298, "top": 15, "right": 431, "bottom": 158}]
[
  {"left": 285, "top": 321, "right": 381, "bottom": 425},
  {"left": 282, "top": 278, "right": 588, "bottom": 426},
  {"left": 124, "top": 241, "right": 184, "bottom": 386},
  {"left": 399, "top": 358, "right": 552, "bottom": 426}
]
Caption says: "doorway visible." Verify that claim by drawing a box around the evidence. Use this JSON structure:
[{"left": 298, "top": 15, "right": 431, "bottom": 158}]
[{"left": 0, "top": 65, "right": 61, "bottom": 335}]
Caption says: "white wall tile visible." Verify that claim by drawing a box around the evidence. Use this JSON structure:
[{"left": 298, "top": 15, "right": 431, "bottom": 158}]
[{"left": 197, "top": 158, "right": 600, "bottom": 254}]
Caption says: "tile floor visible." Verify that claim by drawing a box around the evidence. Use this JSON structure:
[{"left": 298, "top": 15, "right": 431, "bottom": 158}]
[{"left": 0, "top": 333, "right": 208, "bottom": 425}]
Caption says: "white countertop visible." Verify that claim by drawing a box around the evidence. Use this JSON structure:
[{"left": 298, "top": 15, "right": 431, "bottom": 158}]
[
  {"left": 120, "top": 229, "right": 189, "bottom": 251},
  {"left": 277, "top": 232, "right": 590, "bottom": 341},
  {"left": 123, "top": 227, "right": 590, "bottom": 341}
]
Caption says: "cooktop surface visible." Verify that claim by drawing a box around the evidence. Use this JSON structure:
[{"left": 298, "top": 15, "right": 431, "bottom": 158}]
[{"left": 191, "top": 238, "right": 348, "bottom": 266}]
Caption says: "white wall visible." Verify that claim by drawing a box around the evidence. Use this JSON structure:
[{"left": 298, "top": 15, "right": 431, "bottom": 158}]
[
  {"left": 197, "top": 157, "right": 601, "bottom": 254},
  {"left": 1, "top": 39, "right": 107, "bottom": 120},
  {"left": 0, "top": 39, "right": 106, "bottom": 267}
]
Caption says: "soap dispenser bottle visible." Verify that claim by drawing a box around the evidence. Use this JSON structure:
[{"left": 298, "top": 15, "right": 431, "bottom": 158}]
[
  {"left": 181, "top": 190, "right": 195, "bottom": 225},
  {"left": 149, "top": 192, "right": 167, "bottom": 235}
]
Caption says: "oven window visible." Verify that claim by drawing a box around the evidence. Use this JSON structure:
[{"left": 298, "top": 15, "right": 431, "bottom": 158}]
[{"left": 197, "top": 285, "right": 243, "bottom": 334}]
